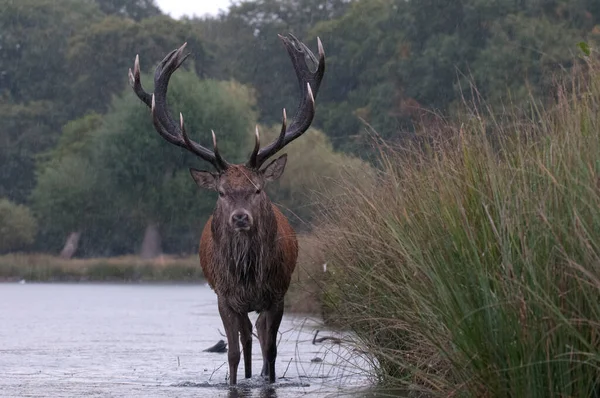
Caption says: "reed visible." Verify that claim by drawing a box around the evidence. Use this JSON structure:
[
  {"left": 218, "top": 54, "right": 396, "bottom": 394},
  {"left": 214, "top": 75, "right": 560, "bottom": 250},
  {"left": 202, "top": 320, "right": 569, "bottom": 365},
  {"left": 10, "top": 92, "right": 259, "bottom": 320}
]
[{"left": 317, "top": 59, "right": 600, "bottom": 396}]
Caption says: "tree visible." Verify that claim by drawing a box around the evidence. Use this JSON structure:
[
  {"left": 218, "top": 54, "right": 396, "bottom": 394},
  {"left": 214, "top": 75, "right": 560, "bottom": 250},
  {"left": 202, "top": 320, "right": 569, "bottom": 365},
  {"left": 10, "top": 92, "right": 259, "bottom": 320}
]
[
  {"left": 31, "top": 113, "right": 108, "bottom": 256},
  {"left": 193, "top": 0, "right": 351, "bottom": 126},
  {"left": 0, "top": 101, "right": 58, "bottom": 203},
  {"left": 33, "top": 70, "right": 257, "bottom": 257},
  {"left": 0, "top": 199, "right": 38, "bottom": 253},
  {"left": 471, "top": 14, "right": 581, "bottom": 109},
  {"left": 0, "top": 0, "right": 102, "bottom": 204},
  {"left": 93, "top": 0, "right": 162, "bottom": 21},
  {"left": 0, "top": 0, "right": 102, "bottom": 103},
  {"left": 67, "top": 14, "right": 210, "bottom": 118},
  {"left": 97, "top": 71, "right": 257, "bottom": 257},
  {"left": 311, "top": 0, "right": 408, "bottom": 150}
]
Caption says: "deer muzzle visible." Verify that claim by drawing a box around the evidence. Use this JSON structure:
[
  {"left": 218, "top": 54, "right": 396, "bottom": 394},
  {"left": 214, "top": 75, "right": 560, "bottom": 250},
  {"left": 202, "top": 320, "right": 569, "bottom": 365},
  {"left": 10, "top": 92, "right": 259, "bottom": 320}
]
[{"left": 230, "top": 210, "right": 253, "bottom": 232}]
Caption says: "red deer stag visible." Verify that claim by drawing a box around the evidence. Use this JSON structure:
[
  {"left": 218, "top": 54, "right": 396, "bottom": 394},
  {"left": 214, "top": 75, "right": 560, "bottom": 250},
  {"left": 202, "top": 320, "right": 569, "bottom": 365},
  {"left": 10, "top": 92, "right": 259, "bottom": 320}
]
[{"left": 128, "top": 34, "right": 325, "bottom": 385}]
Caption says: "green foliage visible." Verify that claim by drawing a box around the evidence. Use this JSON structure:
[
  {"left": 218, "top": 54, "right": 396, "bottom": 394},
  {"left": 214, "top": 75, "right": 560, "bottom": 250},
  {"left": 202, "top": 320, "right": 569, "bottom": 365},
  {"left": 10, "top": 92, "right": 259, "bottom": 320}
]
[
  {"left": 38, "top": 113, "right": 104, "bottom": 167},
  {"left": 0, "top": 199, "right": 38, "bottom": 253},
  {"left": 0, "top": 0, "right": 102, "bottom": 203},
  {"left": 0, "top": 1, "right": 209, "bottom": 205},
  {"left": 67, "top": 15, "right": 209, "bottom": 117},
  {"left": 3, "top": 0, "right": 600, "bottom": 256},
  {"left": 579, "top": 41, "right": 592, "bottom": 56},
  {"left": 471, "top": 13, "right": 580, "bottom": 107},
  {"left": 31, "top": 112, "right": 107, "bottom": 252},
  {"left": 311, "top": 0, "right": 408, "bottom": 150},
  {"left": 194, "top": 0, "right": 350, "bottom": 124},
  {"left": 33, "top": 70, "right": 257, "bottom": 256},
  {"left": 93, "top": 0, "right": 161, "bottom": 21},
  {"left": 95, "top": 70, "right": 256, "bottom": 225},
  {"left": 0, "top": 0, "right": 102, "bottom": 103},
  {"left": 318, "top": 62, "right": 600, "bottom": 396},
  {"left": 31, "top": 153, "right": 106, "bottom": 250},
  {"left": 193, "top": 0, "right": 595, "bottom": 152},
  {"left": 0, "top": 101, "right": 57, "bottom": 202},
  {"left": 258, "top": 125, "right": 370, "bottom": 229}
]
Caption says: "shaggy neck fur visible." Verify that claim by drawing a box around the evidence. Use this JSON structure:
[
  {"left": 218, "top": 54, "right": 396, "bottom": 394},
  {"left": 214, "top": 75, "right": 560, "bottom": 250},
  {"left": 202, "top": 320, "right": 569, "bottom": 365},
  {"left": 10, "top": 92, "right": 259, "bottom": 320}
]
[{"left": 212, "top": 199, "right": 278, "bottom": 285}]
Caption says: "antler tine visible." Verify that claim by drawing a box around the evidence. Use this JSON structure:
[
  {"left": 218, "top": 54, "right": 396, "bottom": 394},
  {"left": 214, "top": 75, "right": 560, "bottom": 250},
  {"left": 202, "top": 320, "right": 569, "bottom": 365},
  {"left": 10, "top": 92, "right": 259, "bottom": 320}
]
[
  {"left": 180, "top": 113, "right": 228, "bottom": 170},
  {"left": 129, "top": 54, "right": 152, "bottom": 107},
  {"left": 277, "top": 108, "right": 288, "bottom": 148},
  {"left": 247, "top": 126, "right": 261, "bottom": 168},
  {"left": 179, "top": 113, "right": 200, "bottom": 154},
  {"left": 253, "top": 34, "right": 325, "bottom": 168},
  {"left": 246, "top": 110, "right": 287, "bottom": 169},
  {"left": 211, "top": 130, "right": 229, "bottom": 171},
  {"left": 129, "top": 44, "right": 229, "bottom": 171}
]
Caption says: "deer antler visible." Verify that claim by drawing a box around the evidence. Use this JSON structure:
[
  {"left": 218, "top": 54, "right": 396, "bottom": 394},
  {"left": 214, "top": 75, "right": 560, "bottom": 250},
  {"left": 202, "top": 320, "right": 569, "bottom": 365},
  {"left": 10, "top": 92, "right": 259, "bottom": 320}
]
[
  {"left": 128, "top": 43, "right": 229, "bottom": 171},
  {"left": 247, "top": 34, "right": 325, "bottom": 169}
]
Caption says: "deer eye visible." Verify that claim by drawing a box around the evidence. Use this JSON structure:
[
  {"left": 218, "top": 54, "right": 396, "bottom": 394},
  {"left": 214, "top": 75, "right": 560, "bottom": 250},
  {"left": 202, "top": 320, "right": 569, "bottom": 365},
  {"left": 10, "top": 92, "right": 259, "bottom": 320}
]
[
  {"left": 255, "top": 189, "right": 261, "bottom": 195},
  {"left": 218, "top": 190, "right": 225, "bottom": 197}
]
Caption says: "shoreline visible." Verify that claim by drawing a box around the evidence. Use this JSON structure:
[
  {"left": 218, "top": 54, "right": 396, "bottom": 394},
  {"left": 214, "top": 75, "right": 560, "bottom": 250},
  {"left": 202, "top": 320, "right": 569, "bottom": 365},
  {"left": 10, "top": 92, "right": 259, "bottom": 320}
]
[
  {"left": 0, "top": 278, "right": 206, "bottom": 284},
  {"left": 0, "top": 252, "right": 324, "bottom": 314}
]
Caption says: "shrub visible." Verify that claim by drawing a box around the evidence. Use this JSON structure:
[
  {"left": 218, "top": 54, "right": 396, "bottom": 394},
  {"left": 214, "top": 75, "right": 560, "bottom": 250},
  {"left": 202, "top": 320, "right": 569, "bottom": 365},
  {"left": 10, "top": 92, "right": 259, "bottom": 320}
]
[
  {"left": 259, "top": 125, "right": 370, "bottom": 230},
  {"left": 0, "top": 198, "right": 37, "bottom": 253}
]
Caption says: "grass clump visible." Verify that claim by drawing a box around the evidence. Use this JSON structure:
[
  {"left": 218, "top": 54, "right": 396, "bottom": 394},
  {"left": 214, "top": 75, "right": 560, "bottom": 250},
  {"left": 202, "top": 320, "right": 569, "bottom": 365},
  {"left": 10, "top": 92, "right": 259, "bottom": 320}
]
[
  {"left": 318, "top": 61, "right": 600, "bottom": 396},
  {"left": 285, "top": 234, "right": 328, "bottom": 314}
]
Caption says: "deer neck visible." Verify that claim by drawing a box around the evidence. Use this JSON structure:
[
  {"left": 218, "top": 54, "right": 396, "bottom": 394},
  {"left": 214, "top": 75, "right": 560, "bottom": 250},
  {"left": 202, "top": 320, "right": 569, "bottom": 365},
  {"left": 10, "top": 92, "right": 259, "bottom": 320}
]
[{"left": 212, "top": 203, "right": 278, "bottom": 282}]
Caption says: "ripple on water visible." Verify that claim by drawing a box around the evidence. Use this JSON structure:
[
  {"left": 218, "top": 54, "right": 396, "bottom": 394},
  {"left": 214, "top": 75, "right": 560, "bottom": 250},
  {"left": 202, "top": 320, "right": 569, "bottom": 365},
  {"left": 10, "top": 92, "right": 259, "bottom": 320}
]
[{"left": 0, "top": 283, "right": 373, "bottom": 398}]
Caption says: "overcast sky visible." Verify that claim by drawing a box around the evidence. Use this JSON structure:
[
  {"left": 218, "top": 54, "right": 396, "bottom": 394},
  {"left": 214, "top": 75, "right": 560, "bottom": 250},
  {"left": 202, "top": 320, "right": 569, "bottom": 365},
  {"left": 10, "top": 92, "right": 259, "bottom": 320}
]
[{"left": 155, "top": 0, "right": 235, "bottom": 19}]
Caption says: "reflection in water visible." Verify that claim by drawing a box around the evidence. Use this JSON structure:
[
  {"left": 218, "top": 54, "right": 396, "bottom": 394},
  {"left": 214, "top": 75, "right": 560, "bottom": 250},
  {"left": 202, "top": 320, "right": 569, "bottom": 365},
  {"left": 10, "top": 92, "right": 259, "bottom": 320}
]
[{"left": 228, "top": 386, "right": 277, "bottom": 398}]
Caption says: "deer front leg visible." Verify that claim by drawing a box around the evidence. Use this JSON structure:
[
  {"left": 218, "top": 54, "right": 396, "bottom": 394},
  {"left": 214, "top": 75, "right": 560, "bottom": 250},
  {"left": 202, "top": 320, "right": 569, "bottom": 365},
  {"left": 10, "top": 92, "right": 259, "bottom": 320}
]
[
  {"left": 217, "top": 298, "right": 240, "bottom": 385},
  {"left": 263, "top": 300, "right": 284, "bottom": 383},
  {"left": 239, "top": 313, "right": 253, "bottom": 379},
  {"left": 257, "top": 311, "right": 268, "bottom": 378}
]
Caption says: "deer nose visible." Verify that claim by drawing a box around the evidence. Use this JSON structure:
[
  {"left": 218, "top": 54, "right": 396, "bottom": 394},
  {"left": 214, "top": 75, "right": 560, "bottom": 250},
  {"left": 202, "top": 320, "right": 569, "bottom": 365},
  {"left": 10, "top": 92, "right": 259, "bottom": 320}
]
[{"left": 231, "top": 211, "right": 251, "bottom": 230}]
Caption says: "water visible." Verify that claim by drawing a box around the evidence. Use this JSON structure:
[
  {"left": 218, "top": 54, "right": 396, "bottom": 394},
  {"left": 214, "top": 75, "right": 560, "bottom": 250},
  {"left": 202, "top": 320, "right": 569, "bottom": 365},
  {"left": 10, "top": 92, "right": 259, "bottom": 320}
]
[{"left": 0, "top": 283, "right": 373, "bottom": 397}]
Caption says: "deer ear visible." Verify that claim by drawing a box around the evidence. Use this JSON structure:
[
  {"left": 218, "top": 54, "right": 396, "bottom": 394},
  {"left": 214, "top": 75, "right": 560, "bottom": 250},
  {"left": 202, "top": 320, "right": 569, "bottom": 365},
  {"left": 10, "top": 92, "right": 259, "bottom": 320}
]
[
  {"left": 190, "top": 169, "right": 218, "bottom": 191},
  {"left": 262, "top": 154, "right": 288, "bottom": 182}
]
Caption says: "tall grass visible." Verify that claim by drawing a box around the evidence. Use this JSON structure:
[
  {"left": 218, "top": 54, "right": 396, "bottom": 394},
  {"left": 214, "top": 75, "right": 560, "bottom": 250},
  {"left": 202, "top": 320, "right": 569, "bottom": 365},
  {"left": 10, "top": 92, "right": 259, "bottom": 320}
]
[{"left": 318, "top": 60, "right": 600, "bottom": 396}]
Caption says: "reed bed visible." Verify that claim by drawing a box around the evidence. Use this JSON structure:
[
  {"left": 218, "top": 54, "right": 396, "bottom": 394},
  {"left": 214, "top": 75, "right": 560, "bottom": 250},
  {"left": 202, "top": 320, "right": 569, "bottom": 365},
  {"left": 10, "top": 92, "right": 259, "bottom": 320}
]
[{"left": 317, "top": 60, "right": 600, "bottom": 396}]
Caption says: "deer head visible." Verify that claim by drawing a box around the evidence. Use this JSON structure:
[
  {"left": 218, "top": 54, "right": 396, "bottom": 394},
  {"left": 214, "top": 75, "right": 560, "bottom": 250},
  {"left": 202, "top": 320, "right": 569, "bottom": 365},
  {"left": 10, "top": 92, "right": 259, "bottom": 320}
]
[{"left": 128, "top": 34, "right": 325, "bottom": 234}]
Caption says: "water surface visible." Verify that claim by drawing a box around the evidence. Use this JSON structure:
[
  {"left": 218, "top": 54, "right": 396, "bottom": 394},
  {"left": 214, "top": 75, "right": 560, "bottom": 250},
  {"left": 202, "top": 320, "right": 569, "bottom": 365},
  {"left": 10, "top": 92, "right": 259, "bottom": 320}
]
[{"left": 0, "top": 283, "right": 372, "bottom": 397}]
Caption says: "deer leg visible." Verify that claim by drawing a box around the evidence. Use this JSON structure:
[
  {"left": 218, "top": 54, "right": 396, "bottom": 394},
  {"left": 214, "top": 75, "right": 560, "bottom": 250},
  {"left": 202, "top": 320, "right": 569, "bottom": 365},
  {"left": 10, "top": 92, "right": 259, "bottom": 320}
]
[
  {"left": 239, "top": 313, "right": 253, "bottom": 379},
  {"left": 217, "top": 298, "right": 240, "bottom": 385},
  {"left": 256, "top": 311, "right": 269, "bottom": 378},
  {"left": 264, "top": 300, "right": 284, "bottom": 383}
]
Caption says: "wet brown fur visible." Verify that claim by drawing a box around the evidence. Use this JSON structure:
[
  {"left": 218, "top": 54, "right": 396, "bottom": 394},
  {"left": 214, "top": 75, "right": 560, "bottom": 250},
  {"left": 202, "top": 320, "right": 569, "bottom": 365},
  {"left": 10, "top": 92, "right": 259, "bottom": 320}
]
[
  {"left": 199, "top": 205, "right": 298, "bottom": 299},
  {"left": 197, "top": 164, "right": 298, "bottom": 385}
]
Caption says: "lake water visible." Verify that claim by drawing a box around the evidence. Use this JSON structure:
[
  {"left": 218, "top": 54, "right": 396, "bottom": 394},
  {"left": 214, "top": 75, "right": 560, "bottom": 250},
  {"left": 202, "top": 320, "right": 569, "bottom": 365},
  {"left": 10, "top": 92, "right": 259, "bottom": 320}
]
[{"left": 0, "top": 283, "right": 375, "bottom": 397}]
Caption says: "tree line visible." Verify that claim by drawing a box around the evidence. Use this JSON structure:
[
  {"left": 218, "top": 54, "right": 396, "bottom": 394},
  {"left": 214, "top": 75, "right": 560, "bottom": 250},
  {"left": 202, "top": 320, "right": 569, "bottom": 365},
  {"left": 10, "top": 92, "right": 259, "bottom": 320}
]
[{"left": 0, "top": 0, "right": 597, "bottom": 257}]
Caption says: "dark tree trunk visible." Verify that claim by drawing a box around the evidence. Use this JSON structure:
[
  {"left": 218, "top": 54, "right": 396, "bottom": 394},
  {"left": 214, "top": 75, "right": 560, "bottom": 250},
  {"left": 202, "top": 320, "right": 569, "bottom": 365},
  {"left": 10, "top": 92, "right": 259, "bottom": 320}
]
[
  {"left": 140, "top": 222, "right": 162, "bottom": 259},
  {"left": 60, "top": 231, "right": 81, "bottom": 259}
]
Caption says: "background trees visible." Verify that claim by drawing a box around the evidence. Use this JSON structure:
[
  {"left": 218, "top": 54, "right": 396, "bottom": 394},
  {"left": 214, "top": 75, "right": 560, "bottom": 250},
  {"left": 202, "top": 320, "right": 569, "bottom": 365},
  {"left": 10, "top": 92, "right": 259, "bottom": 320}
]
[
  {"left": 1, "top": 0, "right": 598, "bottom": 256},
  {"left": 0, "top": 0, "right": 102, "bottom": 203},
  {"left": 33, "top": 70, "right": 257, "bottom": 257}
]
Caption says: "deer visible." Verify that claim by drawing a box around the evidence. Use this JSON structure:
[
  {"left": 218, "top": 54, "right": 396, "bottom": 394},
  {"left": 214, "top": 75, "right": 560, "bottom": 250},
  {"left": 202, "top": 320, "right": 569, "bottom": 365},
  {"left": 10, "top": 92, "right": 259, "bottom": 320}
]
[{"left": 128, "top": 34, "right": 325, "bottom": 385}]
